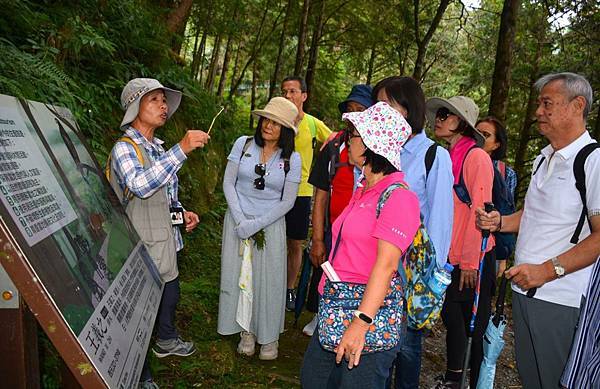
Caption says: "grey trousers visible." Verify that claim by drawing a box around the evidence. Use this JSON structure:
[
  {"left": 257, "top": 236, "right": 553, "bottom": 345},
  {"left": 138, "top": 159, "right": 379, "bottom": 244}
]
[{"left": 513, "top": 292, "right": 580, "bottom": 389}]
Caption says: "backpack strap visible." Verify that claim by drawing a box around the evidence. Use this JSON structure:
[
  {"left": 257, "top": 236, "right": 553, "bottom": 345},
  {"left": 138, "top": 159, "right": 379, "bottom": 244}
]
[
  {"left": 571, "top": 142, "right": 600, "bottom": 244},
  {"left": 424, "top": 143, "right": 437, "bottom": 179},
  {"left": 234, "top": 136, "right": 253, "bottom": 188},
  {"left": 497, "top": 160, "right": 506, "bottom": 179},
  {"left": 376, "top": 182, "right": 409, "bottom": 218},
  {"left": 105, "top": 136, "right": 145, "bottom": 201},
  {"left": 453, "top": 145, "right": 478, "bottom": 206},
  {"left": 307, "top": 114, "right": 317, "bottom": 149},
  {"left": 280, "top": 158, "right": 290, "bottom": 201},
  {"left": 532, "top": 156, "right": 546, "bottom": 176}
]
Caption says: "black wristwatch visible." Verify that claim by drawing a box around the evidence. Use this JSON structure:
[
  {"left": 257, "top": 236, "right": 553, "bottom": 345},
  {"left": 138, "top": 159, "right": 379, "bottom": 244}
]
[{"left": 353, "top": 310, "right": 373, "bottom": 324}]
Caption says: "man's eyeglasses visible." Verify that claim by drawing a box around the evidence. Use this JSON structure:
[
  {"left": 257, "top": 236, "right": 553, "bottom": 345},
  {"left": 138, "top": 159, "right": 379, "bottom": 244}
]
[
  {"left": 254, "top": 163, "right": 266, "bottom": 190},
  {"left": 435, "top": 107, "right": 454, "bottom": 122},
  {"left": 281, "top": 88, "right": 303, "bottom": 96}
]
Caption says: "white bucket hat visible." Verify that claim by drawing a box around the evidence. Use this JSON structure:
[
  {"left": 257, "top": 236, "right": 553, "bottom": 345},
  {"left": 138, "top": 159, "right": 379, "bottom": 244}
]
[
  {"left": 251, "top": 97, "right": 299, "bottom": 134},
  {"left": 120, "top": 78, "right": 182, "bottom": 129},
  {"left": 426, "top": 96, "right": 484, "bottom": 144},
  {"left": 342, "top": 101, "right": 412, "bottom": 171}
]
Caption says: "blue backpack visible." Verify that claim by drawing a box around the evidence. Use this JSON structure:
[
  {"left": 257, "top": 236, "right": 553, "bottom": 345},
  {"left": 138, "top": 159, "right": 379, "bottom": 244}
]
[{"left": 376, "top": 183, "right": 446, "bottom": 331}]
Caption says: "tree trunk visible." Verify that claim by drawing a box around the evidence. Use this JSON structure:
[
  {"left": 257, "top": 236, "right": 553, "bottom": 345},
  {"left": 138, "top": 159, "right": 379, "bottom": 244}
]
[
  {"left": 205, "top": 34, "right": 222, "bottom": 93},
  {"left": 196, "top": 30, "right": 208, "bottom": 83},
  {"left": 166, "top": 0, "right": 194, "bottom": 52},
  {"left": 250, "top": 61, "right": 258, "bottom": 130},
  {"left": 190, "top": 27, "right": 201, "bottom": 77},
  {"left": 366, "top": 45, "right": 376, "bottom": 85},
  {"left": 294, "top": 0, "right": 311, "bottom": 75},
  {"left": 304, "top": 0, "right": 327, "bottom": 110},
  {"left": 217, "top": 33, "right": 234, "bottom": 98},
  {"left": 269, "top": 0, "right": 294, "bottom": 99},
  {"left": 488, "top": 0, "right": 521, "bottom": 122},
  {"left": 166, "top": 0, "right": 194, "bottom": 33},
  {"left": 514, "top": 38, "right": 543, "bottom": 204},
  {"left": 228, "top": 41, "right": 243, "bottom": 98},
  {"left": 228, "top": 0, "right": 272, "bottom": 99},
  {"left": 412, "top": 0, "right": 450, "bottom": 82}
]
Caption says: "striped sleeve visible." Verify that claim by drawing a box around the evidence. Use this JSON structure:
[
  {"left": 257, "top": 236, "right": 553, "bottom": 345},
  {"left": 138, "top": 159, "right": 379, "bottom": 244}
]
[{"left": 561, "top": 259, "right": 600, "bottom": 388}]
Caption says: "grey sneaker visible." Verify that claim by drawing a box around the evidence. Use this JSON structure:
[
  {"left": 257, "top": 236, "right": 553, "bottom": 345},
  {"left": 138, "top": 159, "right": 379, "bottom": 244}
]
[
  {"left": 237, "top": 331, "right": 256, "bottom": 356},
  {"left": 259, "top": 341, "right": 278, "bottom": 360},
  {"left": 152, "top": 337, "right": 196, "bottom": 358},
  {"left": 138, "top": 379, "right": 159, "bottom": 389}
]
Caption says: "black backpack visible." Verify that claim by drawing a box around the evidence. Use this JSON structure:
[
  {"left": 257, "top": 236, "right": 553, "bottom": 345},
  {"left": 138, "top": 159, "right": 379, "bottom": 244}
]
[{"left": 532, "top": 142, "right": 600, "bottom": 244}]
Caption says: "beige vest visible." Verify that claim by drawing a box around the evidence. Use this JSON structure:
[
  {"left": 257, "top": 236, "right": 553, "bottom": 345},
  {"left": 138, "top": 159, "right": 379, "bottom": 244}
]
[{"left": 109, "top": 142, "right": 178, "bottom": 282}]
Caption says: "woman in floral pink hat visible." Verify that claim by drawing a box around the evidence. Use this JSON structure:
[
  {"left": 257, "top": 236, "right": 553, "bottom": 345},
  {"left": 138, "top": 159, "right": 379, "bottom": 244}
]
[{"left": 301, "top": 102, "right": 421, "bottom": 388}]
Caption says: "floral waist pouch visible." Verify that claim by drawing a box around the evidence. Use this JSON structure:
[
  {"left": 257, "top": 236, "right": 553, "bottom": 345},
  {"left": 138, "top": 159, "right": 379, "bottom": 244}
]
[{"left": 317, "top": 274, "right": 406, "bottom": 354}]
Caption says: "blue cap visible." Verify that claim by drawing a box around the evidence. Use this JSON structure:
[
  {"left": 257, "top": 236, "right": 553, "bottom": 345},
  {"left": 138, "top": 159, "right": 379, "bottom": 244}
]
[{"left": 338, "top": 84, "right": 375, "bottom": 114}]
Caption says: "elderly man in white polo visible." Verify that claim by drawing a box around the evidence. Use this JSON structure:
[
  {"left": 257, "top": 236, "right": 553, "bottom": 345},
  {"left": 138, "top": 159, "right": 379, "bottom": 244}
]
[{"left": 476, "top": 72, "right": 600, "bottom": 389}]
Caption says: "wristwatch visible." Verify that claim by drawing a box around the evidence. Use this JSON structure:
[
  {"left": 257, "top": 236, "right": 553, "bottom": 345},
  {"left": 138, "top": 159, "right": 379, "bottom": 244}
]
[
  {"left": 353, "top": 310, "right": 373, "bottom": 324},
  {"left": 551, "top": 256, "right": 565, "bottom": 278}
]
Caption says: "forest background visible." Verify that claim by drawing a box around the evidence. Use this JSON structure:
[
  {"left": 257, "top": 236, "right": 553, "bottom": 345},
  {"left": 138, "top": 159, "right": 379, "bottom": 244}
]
[{"left": 0, "top": 0, "right": 598, "bottom": 387}]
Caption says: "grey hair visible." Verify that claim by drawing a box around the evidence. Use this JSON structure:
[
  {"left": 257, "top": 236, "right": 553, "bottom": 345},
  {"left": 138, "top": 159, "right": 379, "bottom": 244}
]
[{"left": 534, "top": 72, "right": 593, "bottom": 119}]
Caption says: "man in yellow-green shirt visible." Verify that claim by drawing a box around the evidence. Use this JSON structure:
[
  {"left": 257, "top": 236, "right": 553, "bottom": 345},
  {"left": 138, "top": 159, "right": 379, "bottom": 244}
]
[{"left": 281, "top": 76, "right": 332, "bottom": 310}]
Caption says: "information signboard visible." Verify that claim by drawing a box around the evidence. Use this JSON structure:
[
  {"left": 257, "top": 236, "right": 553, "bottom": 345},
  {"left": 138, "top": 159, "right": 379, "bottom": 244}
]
[{"left": 0, "top": 94, "right": 163, "bottom": 388}]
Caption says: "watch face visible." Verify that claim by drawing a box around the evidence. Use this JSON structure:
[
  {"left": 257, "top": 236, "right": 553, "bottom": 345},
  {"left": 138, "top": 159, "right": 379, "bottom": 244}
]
[{"left": 555, "top": 266, "right": 565, "bottom": 276}]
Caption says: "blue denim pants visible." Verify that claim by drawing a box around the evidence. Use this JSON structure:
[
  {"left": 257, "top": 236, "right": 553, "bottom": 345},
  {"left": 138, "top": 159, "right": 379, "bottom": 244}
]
[
  {"left": 301, "top": 333, "right": 400, "bottom": 389},
  {"left": 385, "top": 328, "right": 423, "bottom": 389}
]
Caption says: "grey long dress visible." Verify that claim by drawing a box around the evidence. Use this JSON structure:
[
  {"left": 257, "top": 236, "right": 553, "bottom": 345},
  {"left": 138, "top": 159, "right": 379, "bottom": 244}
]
[{"left": 217, "top": 136, "right": 301, "bottom": 344}]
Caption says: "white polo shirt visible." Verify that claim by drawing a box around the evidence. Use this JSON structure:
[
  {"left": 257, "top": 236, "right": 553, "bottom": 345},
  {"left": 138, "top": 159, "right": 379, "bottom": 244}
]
[{"left": 514, "top": 131, "right": 600, "bottom": 307}]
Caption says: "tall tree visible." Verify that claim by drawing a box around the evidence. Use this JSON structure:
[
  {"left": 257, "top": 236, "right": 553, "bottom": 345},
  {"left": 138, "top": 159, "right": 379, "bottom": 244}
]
[
  {"left": 217, "top": 32, "right": 234, "bottom": 98},
  {"left": 412, "top": 0, "right": 450, "bottom": 82},
  {"left": 304, "top": 0, "right": 327, "bottom": 109},
  {"left": 294, "top": 0, "right": 311, "bottom": 75},
  {"left": 269, "top": 0, "right": 294, "bottom": 99},
  {"left": 205, "top": 34, "right": 222, "bottom": 92},
  {"left": 167, "top": 0, "right": 194, "bottom": 53},
  {"left": 488, "top": 0, "right": 521, "bottom": 121}
]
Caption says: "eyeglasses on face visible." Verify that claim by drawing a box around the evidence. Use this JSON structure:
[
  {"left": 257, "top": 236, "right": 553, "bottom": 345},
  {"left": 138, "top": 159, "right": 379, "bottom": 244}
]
[
  {"left": 435, "top": 107, "right": 455, "bottom": 122},
  {"left": 254, "top": 163, "right": 266, "bottom": 190}
]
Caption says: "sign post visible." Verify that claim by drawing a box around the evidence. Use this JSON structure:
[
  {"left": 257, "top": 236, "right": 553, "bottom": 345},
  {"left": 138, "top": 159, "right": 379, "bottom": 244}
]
[{"left": 0, "top": 95, "right": 163, "bottom": 388}]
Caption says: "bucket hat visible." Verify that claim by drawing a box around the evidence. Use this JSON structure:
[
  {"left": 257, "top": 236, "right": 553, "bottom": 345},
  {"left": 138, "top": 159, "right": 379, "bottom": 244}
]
[
  {"left": 426, "top": 96, "right": 484, "bottom": 144},
  {"left": 342, "top": 101, "right": 412, "bottom": 171},
  {"left": 338, "top": 84, "right": 375, "bottom": 114},
  {"left": 252, "top": 97, "right": 299, "bottom": 134},
  {"left": 120, "top": 78, "right": 182, "bottom": 129}
]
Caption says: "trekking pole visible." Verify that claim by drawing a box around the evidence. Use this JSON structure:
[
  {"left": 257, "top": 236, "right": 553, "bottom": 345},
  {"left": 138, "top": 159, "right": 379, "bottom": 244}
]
[{"left": 459, "top": 202, "right": 494, "bottom": 389}]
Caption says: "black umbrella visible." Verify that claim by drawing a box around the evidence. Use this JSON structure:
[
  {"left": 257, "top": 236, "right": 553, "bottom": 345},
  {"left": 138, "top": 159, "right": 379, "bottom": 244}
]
[{"left": 294, "top": 246, "right": 313, "bottom": 326}]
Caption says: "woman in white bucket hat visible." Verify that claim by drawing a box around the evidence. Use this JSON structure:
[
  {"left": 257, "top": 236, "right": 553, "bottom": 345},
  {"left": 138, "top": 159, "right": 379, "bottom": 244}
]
[
  {"left": 218, "top": 97, "right": 301, "bottom": 361},
  {"left": 426, "top": 96, "right": 495, "bottom": 389},
  {"left": 301, "top": 102, "right": 422, "bottom": 388},
  {"left": 107, "top": 78, "right": 210, "bottom": 389}
]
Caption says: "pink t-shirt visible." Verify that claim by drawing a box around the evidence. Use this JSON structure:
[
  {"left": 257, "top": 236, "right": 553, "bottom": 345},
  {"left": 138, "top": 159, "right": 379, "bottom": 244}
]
[{"left": 318, "top": 172, "right": 421, "bottom": 294}]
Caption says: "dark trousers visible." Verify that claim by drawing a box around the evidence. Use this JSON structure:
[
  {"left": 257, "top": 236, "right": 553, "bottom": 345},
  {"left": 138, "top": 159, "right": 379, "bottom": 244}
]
[
  {"left": 140, "top": 276, "right": 181, "bottom": 381},
  {"left": 441, "top": 250, "right": 495, "bottom": 388},
  {"left": 301, "top": 333, "right": 400, "bottom": 388},
  {"left": 306, "top": 229, "right": 332, "bottom": 313},
  {"left": 157, "top": 276, "right": 181, "bottom": 340},
  {"left": 386, "top": 328, "right": 423, "bottom": 389}
]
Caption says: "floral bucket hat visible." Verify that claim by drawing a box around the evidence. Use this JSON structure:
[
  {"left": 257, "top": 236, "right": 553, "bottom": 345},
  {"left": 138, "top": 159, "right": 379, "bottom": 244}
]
[{"left": 342, "top": 101, "right": 412, "bottom": 171}]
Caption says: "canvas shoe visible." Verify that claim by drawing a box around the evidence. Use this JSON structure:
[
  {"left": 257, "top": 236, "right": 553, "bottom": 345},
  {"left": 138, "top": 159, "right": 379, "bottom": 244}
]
[
  {"left": 138, "top": 379, "right": 159, "bottom": 389},
  {"left": 432, "top": 374, "right": 467, "bottom": 389},
  {"left": 237, "top": 331, "right": 256, "bottom": 356},
  {"left": 302, "top": 314, "right": 318, "bottom": 337},
  {"left": 152, "top": 337, "right": 196, "bottom": 358},
  {"left": 259, "top": 341, "right": 278, "bottom": 360}
]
